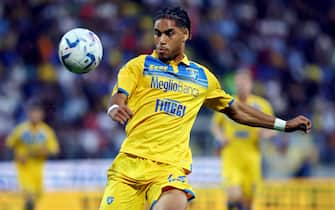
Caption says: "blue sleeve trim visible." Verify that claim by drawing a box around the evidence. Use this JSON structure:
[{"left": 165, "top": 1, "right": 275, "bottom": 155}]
[
  {"left": 228, "top": 99, "right": 235, "bottom": 106},
  {"left": 150, "top": 200, "right": 158, "bottom": 210},
  {"left": 117, "top": 88, "right": 129, "bottom": 96}
]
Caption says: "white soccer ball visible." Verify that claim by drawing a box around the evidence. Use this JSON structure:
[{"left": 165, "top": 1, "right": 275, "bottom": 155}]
[{"left": 58, "top": 28, "right": 103, "bottom": 74}]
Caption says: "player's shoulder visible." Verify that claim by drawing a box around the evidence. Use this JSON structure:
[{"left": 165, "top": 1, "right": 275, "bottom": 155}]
[
  {"left": 188, "top": 60, "right": 217, "bottom": 81},
  {"left": 126, "top": 54, "right": 147, "bottom": 65},
  {"left": 11, "top": 121, "right": 29, "bottom": 132},
  {"left": 39, "top": 122, "right": 54, "bottom": 130},
  {"left": 188, "top": 60, "right": 211, "bottom": 72},
  {"left": 18, "top": 121, "right": 30, "bottom": 128}
]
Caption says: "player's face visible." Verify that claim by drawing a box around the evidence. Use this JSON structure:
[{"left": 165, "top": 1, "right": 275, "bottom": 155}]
[
  {"left": 235, "top": 72, "right": 252, "bottom": 96},
  {"left": 153, "top": 18, "right": 189, "bottom": 62},
  {"left": 28, "top": 108, "right": 44, "bottom": 124}
]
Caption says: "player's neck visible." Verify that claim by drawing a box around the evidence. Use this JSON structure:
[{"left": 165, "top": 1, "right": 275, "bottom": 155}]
[
  {"left": 173, "top": 52, "right": 185, "bottom": 63},
  {"left": 29, "top": 121, "right": 41, "bottom": 127},
  {"left": 170, "top": 46, "right": 185, "bottom": 64},
  {"left": 161, "top": 53, "right": 185, "bottom": 65}
]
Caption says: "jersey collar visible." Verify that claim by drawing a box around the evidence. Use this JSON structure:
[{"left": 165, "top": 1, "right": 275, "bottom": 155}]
[{"left": 151, "top": 50, "right": 190, "bottom": 66}]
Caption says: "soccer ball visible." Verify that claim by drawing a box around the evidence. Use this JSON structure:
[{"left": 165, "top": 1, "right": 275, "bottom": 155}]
[{"left": 58, "top": 28, "right": 103, "bottom": 74}]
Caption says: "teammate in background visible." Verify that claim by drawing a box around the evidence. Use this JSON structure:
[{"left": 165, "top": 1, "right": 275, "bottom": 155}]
[
  {"left": 101, "top": 6, "right": 311, "bottom": 210},
  {"left": 6, "top": 98, "right": 59, "bottom": 210},
  {"left": 211, "top": 69, "right": 276, "bottom": 210}
]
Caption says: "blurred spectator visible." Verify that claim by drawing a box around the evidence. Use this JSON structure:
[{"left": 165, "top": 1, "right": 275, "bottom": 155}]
[
  {"left": 5, "top": 97, "right": 60, "bottom": 210},
  {"left": 0, "top": 0, "right": 334, "bottom": 169},
  {"left": 262, "top": 132, "right": 319, "bottom": 179}
]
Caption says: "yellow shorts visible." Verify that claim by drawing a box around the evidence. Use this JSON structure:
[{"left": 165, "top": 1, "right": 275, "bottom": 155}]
[
  {"left": 16, "top": 160, "right": 44, "bottom": 196},
  {"left": 99, "top": 153, "right": 195, "bottom": 210},
  {"left": 222, "top": 160, "right": 261, "bottom": 198}
]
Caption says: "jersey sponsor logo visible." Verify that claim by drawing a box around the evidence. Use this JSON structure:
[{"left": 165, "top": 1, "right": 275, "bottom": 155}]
[
  {"left": 251, "top": 103, "right": 261, "bottom": 111},
  {"left": 235, "top": 131, "right": 250, "bottom": 138},
  {"left": 155, "top": 98, "right": 186, "bottom": 117},
  {"left": 21, "top": 131, "right": 46, "bottom": 144},
  {"left": 149, "top": 64, "right": 168, "bottom": 71},
  {"left": 151, "top": 76, "right": 200, "bottom": 97}
]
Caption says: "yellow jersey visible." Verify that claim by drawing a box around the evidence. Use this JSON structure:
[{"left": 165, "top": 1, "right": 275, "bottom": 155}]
[
  {"left": 6, "top": 121, "right": 59, "bottom": 162},
  {"left": 112, "top": 51, "right": 234, "bottom": 172},
  {"left": 212, "top": 95, "right": 273, "bottom": 163}
]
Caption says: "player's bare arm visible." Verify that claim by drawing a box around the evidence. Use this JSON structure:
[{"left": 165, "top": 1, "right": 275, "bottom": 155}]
[
  {"left": 107, "top": 93, "right": 133, "bottom": 125},
  {"left": 210, "top": 122, "right": 229, "bottom": 147},
  {"left": 222, "top": 101, "right": 312, "bottom": 133}
]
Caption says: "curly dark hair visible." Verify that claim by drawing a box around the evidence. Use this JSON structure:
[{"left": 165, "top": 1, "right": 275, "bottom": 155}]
[
  {"left": 26, "top": 97, "right": 44, "bottom": 110},
  {"left": 153, "top": 6, "right": 191, "bottom": 36}
]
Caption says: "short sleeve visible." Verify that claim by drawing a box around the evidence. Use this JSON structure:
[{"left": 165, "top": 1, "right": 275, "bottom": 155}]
[
  {"left": 212, "top": 111, "right": 225, "bottom": 127},
  {"left": 204, "top": 71, "right": 234, "bottom": 112},
  {"left": 112, "top": 55, "right": 145, "bottom": 97},
  {"left": 6, "top": 125, "right": 22, "bottom": 149},
  {"left": 45, "top": 126, "right": 60, "bottom": 155}
]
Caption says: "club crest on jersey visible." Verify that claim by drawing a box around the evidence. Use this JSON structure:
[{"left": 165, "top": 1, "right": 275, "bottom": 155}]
[
  {"left": 106, "top": 196, "right": 114, "bottom": 205},
  {"left": 186, "top": 67, "right": 199, "bottom": 80}
]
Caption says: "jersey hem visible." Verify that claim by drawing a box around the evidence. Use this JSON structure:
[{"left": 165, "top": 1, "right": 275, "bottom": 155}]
[{"left": 119, "top": 150, "right": 192, "bottom": 174}]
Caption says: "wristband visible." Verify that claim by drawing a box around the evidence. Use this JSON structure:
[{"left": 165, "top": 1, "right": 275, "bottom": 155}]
[
  {"left": 107, "top": 104, "right": 119, "bottom": 116},
  {"left": 274, "top": 118, "right": 287, "bottom": 131}
]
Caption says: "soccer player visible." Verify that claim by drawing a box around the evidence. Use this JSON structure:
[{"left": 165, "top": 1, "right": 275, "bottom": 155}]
[
  {"left": 211, "top": 69, "right": 276, "bottom": 210},
  {"left": 6, "top": 98, "right": 60, "bottom": 210},
  {"left": 100, "top": 6, "right": 311, "bottom": 210}
]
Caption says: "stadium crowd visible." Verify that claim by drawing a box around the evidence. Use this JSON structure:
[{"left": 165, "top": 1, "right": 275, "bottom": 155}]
[{"left": 0, "top": 0, "right": 334, "bottom": 172}]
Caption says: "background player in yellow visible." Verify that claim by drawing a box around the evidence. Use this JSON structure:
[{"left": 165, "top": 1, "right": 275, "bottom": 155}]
[
  {"left": 101, "top": 6, "right": 312, "bottom": 210},
  {"left": 211, "top": 69, "right": 276, "bottom": 210},
  {"left": 6, "top": 98, "right": 60, "bottom": 210}
]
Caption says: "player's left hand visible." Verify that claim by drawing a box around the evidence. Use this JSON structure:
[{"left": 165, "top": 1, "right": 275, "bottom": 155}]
[
  {"left": 37, "top": 146, "right": 49, "bottom": 157},
  {"left": 109, "top": 104, "right": 133, "bottom": 125},
  {"left": 285, "top": 115, "right": 312, "bottom": 133},
  {"left": 16, "top": 154, "right": 28, "bottom": 165}
]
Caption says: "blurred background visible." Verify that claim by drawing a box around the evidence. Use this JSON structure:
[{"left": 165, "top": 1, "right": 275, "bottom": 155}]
[{"left": 0, "top": 0, "right": 335, "bottom": 209}]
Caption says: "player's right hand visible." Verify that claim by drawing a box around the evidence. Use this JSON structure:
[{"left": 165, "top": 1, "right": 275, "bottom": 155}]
[
  {"left": 109, "top": 105, "right": 133, "bottom": 125},
  {"left": 16, "top": 154, "right": 28, "bottom": 165},
  {"left": 285, "top": 115, "right": 312, "bottom": 134}
]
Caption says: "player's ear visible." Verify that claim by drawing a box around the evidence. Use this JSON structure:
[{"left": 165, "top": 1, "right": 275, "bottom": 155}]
[{"left": 183, "top": 28, "right": 191, "bottom": 42}]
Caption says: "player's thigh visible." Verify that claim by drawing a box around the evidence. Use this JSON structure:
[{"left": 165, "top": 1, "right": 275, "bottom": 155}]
[
  {"left": 243, "top": 163, "right": 261, "bottom": 199},
  {"left": 222, "top": 166, "right": 244, "bottom": 201},
  {"left": 31, "top": 163, "right": 44, "bottom": 195},
  {"left": 146, "top": 165, "right": 194, "bottom": 210},
  {"left": 152, "top": 188, "right": 187, "bottom": 210},
  {"left": 16, "top": 164, "right": 36, "bottom": 193},
  {"left": 99, "top": 179, "right": 145, "bottom": 210}
]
